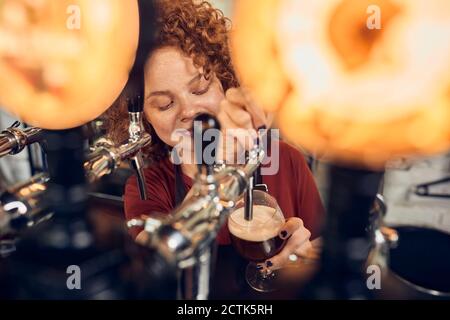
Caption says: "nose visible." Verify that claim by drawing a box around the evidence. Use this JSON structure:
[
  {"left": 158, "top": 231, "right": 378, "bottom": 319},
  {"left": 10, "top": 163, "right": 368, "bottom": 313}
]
[
  {"left": 179, "top": 95, "right": 204, "bottom": 124},
  {"left": 180, "top": 107, "right": 198, "bottom": 123}
]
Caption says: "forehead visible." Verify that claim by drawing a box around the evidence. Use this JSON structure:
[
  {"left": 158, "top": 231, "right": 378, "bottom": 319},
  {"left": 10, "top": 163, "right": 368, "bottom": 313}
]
[{"left": 144, "top": 46, "right": 200, "bottom": 85}]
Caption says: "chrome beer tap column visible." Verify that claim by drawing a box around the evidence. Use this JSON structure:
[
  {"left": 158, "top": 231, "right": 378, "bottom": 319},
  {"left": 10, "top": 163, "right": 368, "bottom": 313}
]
[
  {"left": 163, "top": 114, "right": 223, "bottom": 300},
  {"left": 127, "top": 114, "right": 266, "bottom": 299}
]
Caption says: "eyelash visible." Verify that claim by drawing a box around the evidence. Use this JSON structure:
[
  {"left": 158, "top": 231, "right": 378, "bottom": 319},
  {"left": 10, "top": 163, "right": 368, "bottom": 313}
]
[{"left": 158, "top": 101, "right": 173, "bottom": 111}]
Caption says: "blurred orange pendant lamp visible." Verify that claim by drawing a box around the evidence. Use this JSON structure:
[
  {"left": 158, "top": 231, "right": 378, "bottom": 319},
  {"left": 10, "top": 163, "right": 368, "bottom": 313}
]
[
  {"left": 0, "top": 0, "right": 139, "bottom": 129},
  {"left": 232, "top": 0, "right": 450, "bottom": 168}
]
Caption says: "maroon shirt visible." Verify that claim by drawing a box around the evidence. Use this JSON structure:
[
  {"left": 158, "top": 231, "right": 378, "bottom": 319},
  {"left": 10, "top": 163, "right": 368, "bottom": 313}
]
[{"left": 124, "top": 140, "right": 325, "bottom": 244}]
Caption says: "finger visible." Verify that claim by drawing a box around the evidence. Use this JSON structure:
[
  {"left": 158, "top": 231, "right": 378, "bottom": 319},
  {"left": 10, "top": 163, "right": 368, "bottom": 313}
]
[
  {"left": 264, "top": 248, "right": 290, "bottom": 271},
  {"left": 266, "top": 229, "right": 310, "bottom": 270},
  {"left": 218, "top": 99, "right": 253, "bottom": 132},
  {"left": 226, "top": 88, "right": 267, "bottom": 129},
  {"left": 218, "top": 104, "right": 256, "bottom": 150},
  {"left": 220, "top": 99, "right": 253, "bottom": 129},
  {"left": 281, "top": 226, "right": 311, "bottom": 256},
  {"left": 225, "top": 87, "right": 246, "bottom": 106},
  {"left": 295, "top": 241, "right": 321, "bottom": 263},
  {"left": 216, "top": 105, "right": 237, "bottom": 132},
  {"left": 294, "top": 240, "right": 313, "bottom": 258},
  {"left": 215, "top": 114, "right": 253, "bottom": 162},
  {"left": 278, "top": 217, "right": 303, "bottom": 240},
  {"left": 240, "top": 88, "right": 267, "bottom": 128}
]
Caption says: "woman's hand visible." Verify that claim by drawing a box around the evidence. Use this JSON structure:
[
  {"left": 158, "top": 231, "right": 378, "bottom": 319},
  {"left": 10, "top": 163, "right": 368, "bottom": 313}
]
[
  {"left": 216, "top": 87, "right": 271, "bottom": 163},
  {"left": 258, "top": 217, "right": 316, "bottom": 271},
  {"left": 218, "top": 87, "right": 268, "bottom": 130}
]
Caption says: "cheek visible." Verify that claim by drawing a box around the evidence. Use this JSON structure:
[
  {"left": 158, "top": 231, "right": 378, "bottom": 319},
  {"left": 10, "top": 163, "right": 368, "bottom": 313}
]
[
  {"left": 202, "top": 82, "right": 225, "bottom": 115},
  {"left": 144, "top": 110, "right": 178, "bottom": 146}
]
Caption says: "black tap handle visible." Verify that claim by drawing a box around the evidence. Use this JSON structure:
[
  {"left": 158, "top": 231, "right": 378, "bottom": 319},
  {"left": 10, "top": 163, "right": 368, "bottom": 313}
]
[
  {"left": 127, "top": 94, "right": 143, "bottom": 113},
  {"left": 193, "top": 114, "right": 221, "bottom": 174}
]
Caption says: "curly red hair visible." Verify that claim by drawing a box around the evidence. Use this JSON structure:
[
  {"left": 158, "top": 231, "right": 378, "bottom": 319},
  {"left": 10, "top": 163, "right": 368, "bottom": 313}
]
[{"left": 104, "top": 0, "right": 239, "bottom": 163}]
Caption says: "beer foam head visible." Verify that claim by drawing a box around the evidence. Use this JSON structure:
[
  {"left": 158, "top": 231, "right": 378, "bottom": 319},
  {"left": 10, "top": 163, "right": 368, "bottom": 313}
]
[{"left": 228, "top": 205, "right": 284, "bottom": 242}]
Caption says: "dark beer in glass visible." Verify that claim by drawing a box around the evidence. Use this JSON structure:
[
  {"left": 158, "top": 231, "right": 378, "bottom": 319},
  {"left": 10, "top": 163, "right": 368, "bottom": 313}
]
[{"left": 228, "top": 190, "right": 285, "bottom": 292}]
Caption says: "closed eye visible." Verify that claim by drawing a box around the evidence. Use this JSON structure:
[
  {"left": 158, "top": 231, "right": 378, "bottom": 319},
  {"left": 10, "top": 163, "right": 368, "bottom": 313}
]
[
  {"left": 192, "top": 84, "right": 210, "bottom": 95},
  {"left": 158, "top": 101, "right": 173, "bottom": 111},
  {"left": 192, "top": 77, "right": 212, "bottom": 95}
]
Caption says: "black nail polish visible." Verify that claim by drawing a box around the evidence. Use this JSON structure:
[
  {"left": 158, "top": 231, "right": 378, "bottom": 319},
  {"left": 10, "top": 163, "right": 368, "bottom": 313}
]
[
  {"left": 266, "top": 260, "right": 273, "bottom": 267},
  {"left": 280, "top": 230, "right": 288, "bottom": 238}
]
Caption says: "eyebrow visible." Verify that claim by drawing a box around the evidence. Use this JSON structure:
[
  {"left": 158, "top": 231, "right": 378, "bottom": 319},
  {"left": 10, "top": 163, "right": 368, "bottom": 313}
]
[
  {"left": 145, "top": 73, "right": 205, "bottom": 100},
  {"left": 146, "top": 90, "right": 172, "bottom": 100}
]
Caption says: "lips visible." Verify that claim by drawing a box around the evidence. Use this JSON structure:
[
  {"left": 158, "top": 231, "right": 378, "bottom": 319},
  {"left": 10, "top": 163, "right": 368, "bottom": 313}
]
[{"left": 173, "top": 127, "right": 192, "bottom": 137}]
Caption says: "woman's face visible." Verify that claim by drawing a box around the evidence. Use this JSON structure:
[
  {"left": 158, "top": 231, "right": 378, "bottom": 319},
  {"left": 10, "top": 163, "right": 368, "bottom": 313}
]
[{"left": 143, "top": 46, "right": 225, "bottom": 148}]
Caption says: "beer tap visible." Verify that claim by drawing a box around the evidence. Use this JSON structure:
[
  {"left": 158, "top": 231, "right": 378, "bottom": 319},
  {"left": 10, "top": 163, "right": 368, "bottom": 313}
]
[
  {"left": 0, "top": 121, "right": 109, "bottom": 159},
  {"left": 127, "top": 114, "right": 266, "bottom": 299},
  {"left": 158, "top": 114, "right": 224, "bottom": 299},
  {"left": 0, "top": 121, "right": 43, "bottom": 158},
  {"left": 83, "top": 134, "right": 150, "bottom": 185},
  {"left": 127, "top": 94, "right": 149, "bottom": 200},
  {"left": 0, "top": 173, "right": 52, "bottom": 238},
  {"left": 1, "top": 126, "right": 151, "bottom": 237},
  {"left": 84, "top": 95, "right": 150, "bottom": 200},
  {"left": 1, "top": 101, "right": 150, "bottom": 238}
]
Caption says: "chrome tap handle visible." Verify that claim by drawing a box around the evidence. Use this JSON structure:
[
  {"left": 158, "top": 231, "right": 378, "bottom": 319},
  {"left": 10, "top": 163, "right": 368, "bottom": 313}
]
[
  {"left": 154, "top": 195, "right": 220, "bottom": 263},
  {"left": 117, "top": 132, "right": 151, "bottom": 161},
  {"left": 0, "top": 122, "right": 44, "bottom": 157},
  {"left": 84, "top": 133, "right": 151, "bottom": 183},
  {"left": 0, "top": 131, "right": 15, "bottom": 157},
  {"left": 213, "top": 148, "right": 266, "bottom": 202},
  {"left": 84, "top": 145, "right": 118, "bottom": 183},
  {"left": 0, "top": 173, "right": 52, "bottom": 236}
]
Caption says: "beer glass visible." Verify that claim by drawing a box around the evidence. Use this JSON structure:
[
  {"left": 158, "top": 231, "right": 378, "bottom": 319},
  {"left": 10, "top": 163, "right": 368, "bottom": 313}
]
[{"left": 228, "top": 190, "right": 286, "bottom": 292}]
